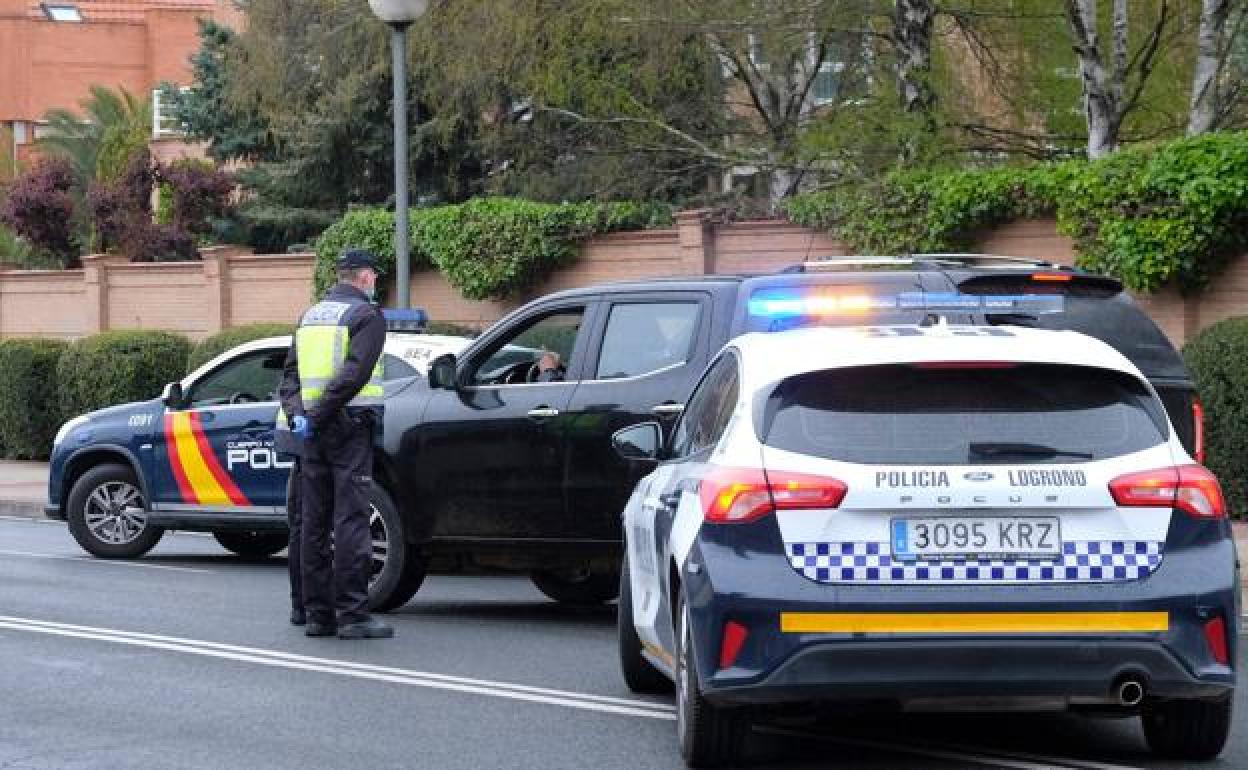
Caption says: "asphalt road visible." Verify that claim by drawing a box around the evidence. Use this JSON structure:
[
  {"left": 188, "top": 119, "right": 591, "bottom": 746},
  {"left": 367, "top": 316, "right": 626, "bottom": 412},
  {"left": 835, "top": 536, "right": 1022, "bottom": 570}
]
[{"left": 1, "top": 514, "right": 1244, "bottom": 770}]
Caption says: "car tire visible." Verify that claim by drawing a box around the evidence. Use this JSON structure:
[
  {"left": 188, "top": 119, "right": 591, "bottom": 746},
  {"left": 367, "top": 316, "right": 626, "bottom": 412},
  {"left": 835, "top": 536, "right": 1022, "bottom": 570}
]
[
  {"left": 1142, "top": 695, "right": 1232, "bottom": 760},
  {"left": 530, "top": 568, "right": 620, "bottom": 606},
  {"left": 676, "top": 591, "right": 748, "bottom": 768},
  {"left": 67, "top": 463, "right": 164, "bottom": 559},
  {"left": 367, "top": 483, "right": 427, "bottom": 613},
  {"left": 213, "top": 531, "right": 287, "bottom": 558},
  {"left": 618, "top": 555, "right": 674, "bottom": 694}
]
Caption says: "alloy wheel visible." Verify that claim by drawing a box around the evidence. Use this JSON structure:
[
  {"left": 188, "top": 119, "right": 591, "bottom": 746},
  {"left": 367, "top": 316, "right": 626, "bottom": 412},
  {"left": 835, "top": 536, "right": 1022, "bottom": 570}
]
[{"left": 83, "top": 481, "right": 146, "bottom": 545}]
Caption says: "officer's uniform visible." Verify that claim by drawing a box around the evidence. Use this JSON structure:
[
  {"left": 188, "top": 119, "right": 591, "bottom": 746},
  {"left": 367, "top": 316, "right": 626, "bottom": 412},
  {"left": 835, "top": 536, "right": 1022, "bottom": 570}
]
[
  {"left": 284, "top": 252, "right": 389, "bottom": 639},
  {"left": 275, "top": 350, "right": 306, "bottom": 625}
]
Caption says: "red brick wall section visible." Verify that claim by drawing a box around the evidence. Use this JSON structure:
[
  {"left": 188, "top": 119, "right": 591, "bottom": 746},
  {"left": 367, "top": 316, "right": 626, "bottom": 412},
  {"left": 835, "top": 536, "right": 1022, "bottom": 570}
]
[{"left": 0, "top": 216, "right": 1244, "bottom": 345}]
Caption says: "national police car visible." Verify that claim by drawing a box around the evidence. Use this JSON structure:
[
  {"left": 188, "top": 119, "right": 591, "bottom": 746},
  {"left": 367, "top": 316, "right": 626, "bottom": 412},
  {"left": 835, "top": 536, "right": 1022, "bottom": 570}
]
[
  {"left": 47, "top": 327, "right": 472, "bottom": 579},
  {"left": 613, "top": 322, "right": 1237, "bottom": 767}
]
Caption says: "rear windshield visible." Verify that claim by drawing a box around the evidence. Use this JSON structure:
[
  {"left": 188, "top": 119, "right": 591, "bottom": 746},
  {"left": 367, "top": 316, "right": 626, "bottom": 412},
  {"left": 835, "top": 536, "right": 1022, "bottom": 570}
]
[{"left": 761, "top": 364, "right": 1168, "bottom": 465}]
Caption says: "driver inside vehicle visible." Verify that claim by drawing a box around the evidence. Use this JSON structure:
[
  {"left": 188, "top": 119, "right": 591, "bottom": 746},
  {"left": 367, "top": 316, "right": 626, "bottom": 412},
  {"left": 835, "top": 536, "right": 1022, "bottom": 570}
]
[{"left": 536, "top": 351, "right": 565, "bottom": 382}]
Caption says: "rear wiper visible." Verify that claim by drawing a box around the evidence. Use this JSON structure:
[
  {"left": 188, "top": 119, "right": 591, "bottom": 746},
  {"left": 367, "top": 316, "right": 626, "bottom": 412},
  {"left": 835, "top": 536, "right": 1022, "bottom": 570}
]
[{"left": 968, "top": 442, "right": 1093, "bottom": 460}]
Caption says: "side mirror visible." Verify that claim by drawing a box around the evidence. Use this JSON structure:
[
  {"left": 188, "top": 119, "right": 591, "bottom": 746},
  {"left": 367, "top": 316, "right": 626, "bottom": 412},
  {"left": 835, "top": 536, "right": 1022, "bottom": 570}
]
[
  {"left": 161, "top": 382, "right": 184, "bottom": 409},
  {"left": 427, "top": 353, "right": 458, "bottom": 390},
  {"left": 612, "top": 422, "right": 664, "bottom": 463}
]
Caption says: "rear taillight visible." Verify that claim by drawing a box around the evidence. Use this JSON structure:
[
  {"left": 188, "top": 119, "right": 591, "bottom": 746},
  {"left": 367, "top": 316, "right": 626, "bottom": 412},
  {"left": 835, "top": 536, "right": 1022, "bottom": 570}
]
[
  {"left": 1109, "top": 464, "right": 1226, "bottom": 519},
  {"left": 1193, "top": 398, "right": 1206, "bottom": 464},
  {"left": 1031, "top": 271, "right": 1074, "bottom": 283},
  {"left": 1204, "top": 616, "right": 1230, "bottom": 665},
  {"left": 719, "top": 621, "right": 749, "bottom": 669},
  {"left": 699, "top": 468, "right": 846, "bottom": 524}
]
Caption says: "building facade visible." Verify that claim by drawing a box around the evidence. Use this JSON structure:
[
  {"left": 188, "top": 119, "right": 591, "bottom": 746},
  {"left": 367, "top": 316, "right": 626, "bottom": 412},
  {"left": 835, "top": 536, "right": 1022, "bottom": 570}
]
[{"left": 0, "top": 0, "right": 242, "bottom": 174}]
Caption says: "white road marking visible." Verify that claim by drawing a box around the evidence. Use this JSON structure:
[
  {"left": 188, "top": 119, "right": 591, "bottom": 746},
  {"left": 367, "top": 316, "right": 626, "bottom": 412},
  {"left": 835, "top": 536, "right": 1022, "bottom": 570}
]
[
  {"left": 0, "top": 615, "right": 676, "bottom": 720},
  {"left": 758, "top": 726, "right": 1143, "bottom": 770},
  {"left": 0, "top": 549, "right": 211, "bottom": 574}
]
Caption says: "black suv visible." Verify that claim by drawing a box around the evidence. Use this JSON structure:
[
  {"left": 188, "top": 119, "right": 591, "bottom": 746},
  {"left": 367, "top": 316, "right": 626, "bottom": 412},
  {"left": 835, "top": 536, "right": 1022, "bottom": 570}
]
[{"left": 374, "top": 255, "right": 1201, "bottom": 610}]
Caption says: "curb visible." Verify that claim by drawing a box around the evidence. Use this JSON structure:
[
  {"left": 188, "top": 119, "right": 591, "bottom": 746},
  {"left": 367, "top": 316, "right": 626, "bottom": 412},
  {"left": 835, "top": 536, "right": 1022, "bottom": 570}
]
[{"left": 0, "top": 500, "right": 46, "bottom": 519}]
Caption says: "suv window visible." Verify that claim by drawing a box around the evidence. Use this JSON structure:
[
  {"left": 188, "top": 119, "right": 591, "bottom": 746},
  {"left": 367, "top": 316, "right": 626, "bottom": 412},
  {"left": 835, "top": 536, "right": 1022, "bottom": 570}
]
[
  {"left": 187, "top": 350, "right": 285, "bottom": 408},
  {"left": 672, "top": 353, "right": 739, "bottom": 457},
  {"left": 471, "top": 308, "right": 585, "bottom": 385},
  {"left": 596, "top": 302, "right": 699, "bottom": 379},
  {"left": 762, "top": 363, "right": 1168, "bottom": 465}
]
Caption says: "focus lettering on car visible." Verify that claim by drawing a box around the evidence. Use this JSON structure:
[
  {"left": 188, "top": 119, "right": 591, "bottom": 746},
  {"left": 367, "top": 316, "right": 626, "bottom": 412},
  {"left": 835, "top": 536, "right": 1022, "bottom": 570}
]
[
  {"left": 1007, "top": 469, "right": 1088, "bottom": 487},
  {"left": 875, "top": 470, "right": 950, "bottom": 488}
]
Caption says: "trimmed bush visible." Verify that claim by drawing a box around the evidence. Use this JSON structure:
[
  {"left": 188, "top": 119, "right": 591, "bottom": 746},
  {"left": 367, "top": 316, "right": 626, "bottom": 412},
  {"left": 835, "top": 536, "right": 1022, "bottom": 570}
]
[
  {"left": 0, "top": 338, "right": 68, "bottom": 460},
  {"left": 313, "top": 198, "right": 672, "bottom": 301},
  {"left": 57, "top": 331, "right": 191, "bottom": 419},
  {"left": 0, "top": 157, "right": 80, "bottom": 267},
  {"left": 188, "top": 323, "right": 294, "bottom": 373},
  {"left": 1184, "top": 317, "right": 1248, "bottom": 518}
]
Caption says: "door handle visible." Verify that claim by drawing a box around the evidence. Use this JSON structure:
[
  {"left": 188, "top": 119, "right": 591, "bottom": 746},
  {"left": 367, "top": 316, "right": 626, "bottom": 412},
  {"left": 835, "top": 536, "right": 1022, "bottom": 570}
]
[
  {"left": 651, "top": 402, "right": 685, "bottom": 417},
  {"left": 659, "top": 492, "right": 682, "bottom": 510},
  {"left": 527, "top": 407, "right": 560, "bottom": 419}
]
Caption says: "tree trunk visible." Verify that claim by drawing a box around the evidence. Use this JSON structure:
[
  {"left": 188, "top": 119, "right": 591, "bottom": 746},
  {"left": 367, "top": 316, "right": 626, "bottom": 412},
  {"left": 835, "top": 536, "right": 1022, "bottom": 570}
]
[
  {"left": 894, "top": 0, "right": 936, "bottom": 118},
  {"left": 1066, "top": 0, "right": 1119, "bottom": 159},
  {"left": 1188, "top": 0, "right": 1233, "bottom": 135}
]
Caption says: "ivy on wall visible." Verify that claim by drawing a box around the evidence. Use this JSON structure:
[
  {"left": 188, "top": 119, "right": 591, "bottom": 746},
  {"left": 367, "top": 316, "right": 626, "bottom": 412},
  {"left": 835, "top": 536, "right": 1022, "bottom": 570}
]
[
  {"left": 314, "top": 198, "right": 672, "bottom": 301},
  {"left": 785, "top": 131, "right": 1248, "bottom": 293}
]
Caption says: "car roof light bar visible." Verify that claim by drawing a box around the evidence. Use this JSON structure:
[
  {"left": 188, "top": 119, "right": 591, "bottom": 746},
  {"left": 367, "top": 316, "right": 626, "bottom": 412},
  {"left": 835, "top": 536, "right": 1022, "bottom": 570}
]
[
  {"left": 746, "top": 289, "right": 1064, "bottom": 319},
  {"left": 382, "top": 308, "right": 429, "bottom": 332}
]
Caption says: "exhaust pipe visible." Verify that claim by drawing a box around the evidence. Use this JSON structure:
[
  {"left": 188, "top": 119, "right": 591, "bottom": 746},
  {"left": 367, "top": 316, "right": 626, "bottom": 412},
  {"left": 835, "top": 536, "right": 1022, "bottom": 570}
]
[{"left": 1115, "top": 678, "right": 1145, "bottom": 707}]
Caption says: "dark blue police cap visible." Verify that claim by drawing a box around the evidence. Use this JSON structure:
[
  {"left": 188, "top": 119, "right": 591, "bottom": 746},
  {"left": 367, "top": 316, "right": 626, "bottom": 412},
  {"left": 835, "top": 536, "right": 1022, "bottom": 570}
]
[{"left": 338, "top": 248, "right": 382, "bottom": 272}]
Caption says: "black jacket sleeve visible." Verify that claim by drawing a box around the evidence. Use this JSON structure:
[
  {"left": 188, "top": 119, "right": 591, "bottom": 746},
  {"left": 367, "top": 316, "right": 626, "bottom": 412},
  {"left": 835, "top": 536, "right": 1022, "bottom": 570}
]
[
  {"left": 305, "top": 304, "right": 386, "bottom": 425},
  {"left": 277, "top": 342, "right": 304, "bottom": 424}
]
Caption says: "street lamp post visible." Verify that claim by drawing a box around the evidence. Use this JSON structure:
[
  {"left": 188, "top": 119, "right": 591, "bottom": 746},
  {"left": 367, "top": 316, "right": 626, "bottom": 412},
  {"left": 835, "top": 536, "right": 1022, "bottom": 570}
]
[{"left": 368, "top": 0, "right": 429, "bottom": 309}]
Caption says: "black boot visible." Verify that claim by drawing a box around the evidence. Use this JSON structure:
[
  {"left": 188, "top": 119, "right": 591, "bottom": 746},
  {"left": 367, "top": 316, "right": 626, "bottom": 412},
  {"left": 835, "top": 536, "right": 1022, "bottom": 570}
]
[
  {"left": 290, "top": 608, "right": 307, "bottom": 626},
  {"left": 304, "top": 618, "right": 337, "bottom": 637},
  {"left": 337, "top": 617, "right": 394, "bottom": 639}
]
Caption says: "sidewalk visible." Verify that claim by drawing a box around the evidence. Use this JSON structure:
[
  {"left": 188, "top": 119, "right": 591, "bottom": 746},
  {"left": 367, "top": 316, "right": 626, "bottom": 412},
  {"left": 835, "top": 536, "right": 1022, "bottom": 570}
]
[
  {"left": 2, "top": 459, "right": 1248, "bottom": 582},
  {"left": 0, "top": 459, "right": 47, "bottom": 517}
]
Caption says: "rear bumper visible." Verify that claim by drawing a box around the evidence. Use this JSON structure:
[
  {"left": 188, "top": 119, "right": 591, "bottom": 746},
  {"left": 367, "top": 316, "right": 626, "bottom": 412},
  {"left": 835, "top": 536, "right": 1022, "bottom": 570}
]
[
  {"left": 684, "top": 520, "right": 1240, "bottom": 708},
  {"left": 710, "top": 637, "right": 1232, "bottom": 706}
]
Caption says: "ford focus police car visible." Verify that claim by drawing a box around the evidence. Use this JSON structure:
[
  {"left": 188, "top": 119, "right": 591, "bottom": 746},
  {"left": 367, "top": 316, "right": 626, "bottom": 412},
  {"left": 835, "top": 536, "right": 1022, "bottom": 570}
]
[
  {"left": 47, "top": 323, "right": 472, "bottom": 582},
  {"left": 612, "top": 321, "right": 1237, "bottom": 768}
]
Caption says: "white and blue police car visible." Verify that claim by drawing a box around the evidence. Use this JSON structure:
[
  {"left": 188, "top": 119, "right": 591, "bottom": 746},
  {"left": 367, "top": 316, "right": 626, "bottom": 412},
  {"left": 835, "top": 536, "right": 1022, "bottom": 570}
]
[
  {"left": 612, "top": 321, "right": 1237, "bottom": 768},
  {"left": 48, "top": 317, "right": 472, "bottom": 580}
]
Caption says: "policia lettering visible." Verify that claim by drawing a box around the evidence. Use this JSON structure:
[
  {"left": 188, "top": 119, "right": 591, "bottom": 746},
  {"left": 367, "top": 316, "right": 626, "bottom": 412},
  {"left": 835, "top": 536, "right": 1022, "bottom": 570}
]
[{"left": 297, "top": 301, "right": 384, "bottom": 410}]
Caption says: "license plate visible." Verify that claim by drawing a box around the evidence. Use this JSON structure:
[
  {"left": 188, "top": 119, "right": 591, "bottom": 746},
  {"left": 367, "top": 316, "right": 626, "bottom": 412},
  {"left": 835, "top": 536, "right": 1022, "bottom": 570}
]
[{"left": 891, "top": 517, "right": 1061, "bottom": 561}]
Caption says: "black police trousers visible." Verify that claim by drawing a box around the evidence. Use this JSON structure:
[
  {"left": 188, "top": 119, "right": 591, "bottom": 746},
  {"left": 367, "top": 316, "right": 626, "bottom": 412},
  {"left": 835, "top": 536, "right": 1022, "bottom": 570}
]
[
  {"left": 300, "top": 413, "right": 374, "bottom": 625},
  {"left": 286, "top": 460, "right": 303, "bottom": 614}
]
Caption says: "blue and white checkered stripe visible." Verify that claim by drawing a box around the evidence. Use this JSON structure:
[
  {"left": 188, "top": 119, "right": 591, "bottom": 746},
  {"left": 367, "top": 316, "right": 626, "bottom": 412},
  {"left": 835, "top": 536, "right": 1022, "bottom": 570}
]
[{"left": 787, "top": 541, "right": 1163, "bottom": 584}]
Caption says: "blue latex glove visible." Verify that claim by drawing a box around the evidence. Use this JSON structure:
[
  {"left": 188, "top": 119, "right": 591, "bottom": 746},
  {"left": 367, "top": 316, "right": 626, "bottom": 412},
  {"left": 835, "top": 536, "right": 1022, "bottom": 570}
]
[{"left": 291, "top": 415, "right": 312, "bottom": 441}]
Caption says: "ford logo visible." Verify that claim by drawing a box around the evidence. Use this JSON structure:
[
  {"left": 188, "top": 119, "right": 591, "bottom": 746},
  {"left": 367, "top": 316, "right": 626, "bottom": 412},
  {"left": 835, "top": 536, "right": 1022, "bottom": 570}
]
[{"left": 963, "top": 471, "right": 994, "bottom": 482}]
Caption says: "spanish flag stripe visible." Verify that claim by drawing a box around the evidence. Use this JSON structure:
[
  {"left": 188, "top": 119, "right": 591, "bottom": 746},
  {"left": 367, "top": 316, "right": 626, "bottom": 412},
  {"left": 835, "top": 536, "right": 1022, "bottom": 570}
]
[
  {"left": 187, "top": 411, "right": 251, "bottom": 506},
  {"left": 168, "top": 412, "right": 232, "bottom": 505},
  {"left": 163, "top": 414, "right": 197, "bottom": 503}
]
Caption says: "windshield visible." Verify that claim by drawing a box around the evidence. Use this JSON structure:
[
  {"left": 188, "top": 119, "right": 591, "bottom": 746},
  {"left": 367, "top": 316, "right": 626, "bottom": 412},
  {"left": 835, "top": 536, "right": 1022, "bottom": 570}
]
[{"left": 761, "top": 363, "right": 1168, "bottom": 465}]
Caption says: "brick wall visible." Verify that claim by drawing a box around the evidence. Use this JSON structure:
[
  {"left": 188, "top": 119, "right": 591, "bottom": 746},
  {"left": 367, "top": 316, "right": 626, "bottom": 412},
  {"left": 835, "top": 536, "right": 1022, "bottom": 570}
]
[{"left": 1, "top": 216, "right": 1245, "bottom": 346}]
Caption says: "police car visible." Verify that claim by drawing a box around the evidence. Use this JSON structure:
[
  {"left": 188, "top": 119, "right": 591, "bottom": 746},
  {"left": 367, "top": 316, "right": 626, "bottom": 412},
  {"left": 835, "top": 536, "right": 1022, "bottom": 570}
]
[
  {"left": 47, "top": 321, "right": 472, "bottom": 589},
  {"left": 612, "top": 321, "right": 1237, "bottom": 767}
]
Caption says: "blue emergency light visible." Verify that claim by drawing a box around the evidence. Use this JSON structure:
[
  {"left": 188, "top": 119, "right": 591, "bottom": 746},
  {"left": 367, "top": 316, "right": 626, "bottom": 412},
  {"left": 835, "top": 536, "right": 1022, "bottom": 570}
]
[
  {"left": 382, "top": 308, "right": 429, "bottom": 332},
  {"left": 746, "top": 289, "right": 1064, "bottom": 321}
]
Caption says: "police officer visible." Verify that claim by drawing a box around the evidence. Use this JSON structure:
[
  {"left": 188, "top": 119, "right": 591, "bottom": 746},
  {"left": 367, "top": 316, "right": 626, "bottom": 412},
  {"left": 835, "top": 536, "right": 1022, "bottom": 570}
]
[
  {"left": 275, "top": 349, "right": 306, "bottom": 626},
  {"left": 284, "top": 248, "right": 392, "bottom": 639}
]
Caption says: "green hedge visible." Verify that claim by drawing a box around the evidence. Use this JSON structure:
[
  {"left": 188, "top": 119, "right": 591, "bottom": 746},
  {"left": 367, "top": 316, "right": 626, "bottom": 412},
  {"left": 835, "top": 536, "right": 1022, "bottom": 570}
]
[
  {"left": 1184, "top": 317, "right": 1248, "bottom": 518},
  {"left": 314, "top": 197, "right": 672, "bottom": 301},
  {"left": 187, "top": 323, "right": 294, "bottom": 373},
  {"left": 57, "top": 331, "right": 192, "bottom": 420},
  {"left": 0, "top": 339, "right": 68, "bottom": 459},
  {"left": 785, "top": 131, "right": 1248, "bottom": 294}
]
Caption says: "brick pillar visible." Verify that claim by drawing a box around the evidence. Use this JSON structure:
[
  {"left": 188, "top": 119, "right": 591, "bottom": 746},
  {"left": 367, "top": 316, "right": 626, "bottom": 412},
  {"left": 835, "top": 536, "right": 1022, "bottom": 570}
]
[
  {"left": 81, "top": 255, "right": 109, "bottom": 333},
  {"left": 202, "top": 249, "right": 230, "bottom": 333},
  {"left": 675, "top": 209, "right": 715, "bottom": 275}
]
